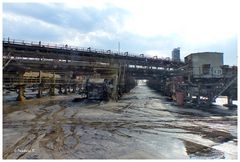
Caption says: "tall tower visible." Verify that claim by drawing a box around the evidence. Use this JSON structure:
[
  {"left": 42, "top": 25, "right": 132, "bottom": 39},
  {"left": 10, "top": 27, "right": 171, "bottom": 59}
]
[{"left": 172, "top": 47, "right": 180, "bottom": 62}]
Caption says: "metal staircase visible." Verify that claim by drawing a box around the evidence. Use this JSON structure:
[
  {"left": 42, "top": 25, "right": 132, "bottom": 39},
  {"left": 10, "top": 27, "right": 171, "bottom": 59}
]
[{"left": 212, "top": 76, "right": 237, "bottom": 102}]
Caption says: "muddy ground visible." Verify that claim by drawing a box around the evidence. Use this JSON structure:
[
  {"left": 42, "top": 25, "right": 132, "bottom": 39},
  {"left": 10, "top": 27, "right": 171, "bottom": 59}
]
[{"left": 2, "top": 85, "right": 238, "bottom": 159}]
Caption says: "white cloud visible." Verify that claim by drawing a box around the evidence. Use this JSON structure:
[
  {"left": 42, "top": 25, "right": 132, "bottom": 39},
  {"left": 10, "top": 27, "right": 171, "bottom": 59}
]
[
  {"left": 63, "top": 0, "right": 111, "bottom": 10},
  {"left": 3, "top": 0, "right": 238, "bottom": 65},
  {"left": 5, "top": 0, "right": 239, "bottom": 44},
  {"left": 63, "top": 30, "right": 113, "bottom": 47},
  {"left": 94, "top": 0, "right": 239, "bottom": 47},
  {"left": 3, "top": 11, "right": 114, "bottom": 47}
]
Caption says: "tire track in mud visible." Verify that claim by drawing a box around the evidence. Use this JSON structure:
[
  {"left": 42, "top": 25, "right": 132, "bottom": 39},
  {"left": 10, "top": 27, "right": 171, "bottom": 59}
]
[
  {"left": 3, "top": 133, "right": 36, "bottom": 159},
  {"left": 31, "top": 104, "right": 91, "bottom": 159},
  {"left": 3, "top": 104, "right": 69, "bottom": 159},
  {"left": 4, "top": 100, "right": 236, "bottom": 158},
  {"left": 32, "top": 105, "right": 67, "bottom": 158},
  {"left": 3, "top": 86, "right": 238, "bottom": 159}
]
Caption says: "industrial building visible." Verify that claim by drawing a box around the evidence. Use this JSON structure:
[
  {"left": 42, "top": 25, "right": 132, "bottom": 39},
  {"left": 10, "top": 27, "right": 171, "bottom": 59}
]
[
  {"left": 148, "top": 52, "right": 237, "bottom": 106},
  {"left": 184, "top": 52, "right": 223, "bottom": 78}
]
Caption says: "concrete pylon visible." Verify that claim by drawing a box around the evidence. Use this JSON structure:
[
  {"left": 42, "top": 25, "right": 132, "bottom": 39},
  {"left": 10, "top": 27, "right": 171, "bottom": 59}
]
[
  {"left": 49, "top": 84, "right": 55, "bottom": 96},
  {"left": 58, "top": 85, "right": 63, "bottom": 94},
  {"left": 63, "top": 85, "right": 68, "bottom": 94},
  {"left": 63, "top": 72, "right": 69, "bottom": 95},
  {"left": 49, "top": 72, "right": 55, "bottom": 96},
  {"left": 72, "top": 84, "right": 76, "bottom": 93},
  {"left": 37, "top": 71, "right": 43, "bottom": 98},
  {"left": 228, "top": 97, "right": 233, "bottom": 105},
  {"left": 37, "top": 84, "right": 43, "bottom": 98},
  {"left": 118, "top": 65, "right": 126, "bottom": 97},
  {"left": 16, "top": 84, "right": 25, "bottom": 101},
  {"left": 111, "top": 72, "right": 119, "bottom": 101},
  {"left": 16, "top": 72, "right": 25, "bottom": 101}
]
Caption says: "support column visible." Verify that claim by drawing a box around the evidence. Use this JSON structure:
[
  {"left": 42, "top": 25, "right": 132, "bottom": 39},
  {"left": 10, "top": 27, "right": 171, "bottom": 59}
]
[
  {"left": 63, "top": 72, "right": 68, "bottom": 95},
  {"left": 49, "top": 72, "right": 55, "bottom": 96},
  {"left": 111, "top": 73, "right": 119, "bottom": 101},
  {"left": 16, "top": 72, "right": 25, "bottom": 101},
  {"left": 58, "top": 84, "right": 63, "bottom": 94},
  {"left": 72, "top": 84, "right": 76, "bottom": 93},
  {"left": 68, "top": 86, "right": 71, "bottom": 93},
  {"left": 64, "top": 85, "right": 68, "bottom": 94},
  {"left": 49, "top": 85, "right": 55, "bottom": 96},
  {"left": 78, "top": 84, "right": 82, "bottom": 93},
  {"left": 37, "top": 83, "right": 43, "bottom": 98},
  {"left": 118, "top": 65, "right": 126, "bottom": 97},
  {"left": 207, "top": 92, "right": 213, "bottom": 106},
  {"left": 37, "top": 71, "right": 43, "bottom": 98},
  {"left": 16, "top": 85, "right": 25, "bottom": 101},
  {"left": 227, "top": 96, "right": 233, "bottom": 105},
  {"left": 197, "top": 84, "right": 201, "bottom": 105}
]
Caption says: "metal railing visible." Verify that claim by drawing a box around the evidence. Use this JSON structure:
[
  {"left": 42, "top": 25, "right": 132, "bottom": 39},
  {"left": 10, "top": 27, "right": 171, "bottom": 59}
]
[
  {"left": 3, "top": 76, "right": 79, "bottom": 85},
  {"left": 3, "top": 38, "right": 181, "bottom": 62}
]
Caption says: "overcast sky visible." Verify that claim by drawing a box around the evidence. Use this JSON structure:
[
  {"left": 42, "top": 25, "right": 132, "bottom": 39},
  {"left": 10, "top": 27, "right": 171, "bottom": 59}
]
[{"left": 2, "top": 0, "right": 239, "bottom": 65}]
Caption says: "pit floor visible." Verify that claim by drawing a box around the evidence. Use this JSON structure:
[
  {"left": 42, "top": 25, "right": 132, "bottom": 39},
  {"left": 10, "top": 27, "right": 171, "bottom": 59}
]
[{"left": 2, "top": 85, "right": 238, "bottom": 159}]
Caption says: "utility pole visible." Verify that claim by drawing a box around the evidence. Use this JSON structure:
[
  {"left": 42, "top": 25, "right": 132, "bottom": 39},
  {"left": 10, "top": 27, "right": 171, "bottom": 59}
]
[{"left": 118, "top": 41, "right": 120, "bottom": 54}]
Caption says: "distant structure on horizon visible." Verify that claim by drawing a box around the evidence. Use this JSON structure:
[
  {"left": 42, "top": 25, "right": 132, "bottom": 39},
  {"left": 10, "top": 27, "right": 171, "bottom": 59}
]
[{"left": 172, "top": 47, "right": 180, "bottom": 62}]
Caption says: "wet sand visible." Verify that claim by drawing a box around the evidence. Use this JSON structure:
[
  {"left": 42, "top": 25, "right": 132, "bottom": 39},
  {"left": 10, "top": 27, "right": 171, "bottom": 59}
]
[{"left": 2, "top": 85, "right": 237, "bottom": 159}]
